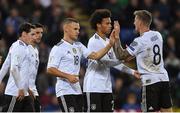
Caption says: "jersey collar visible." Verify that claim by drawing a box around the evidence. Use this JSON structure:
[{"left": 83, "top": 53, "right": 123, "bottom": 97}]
[
  {"left": 62, "top": 39, "right": 75, "bottom": 46},
  {"left": 18, "top": 40, "right": 28, "bottom": 46}
]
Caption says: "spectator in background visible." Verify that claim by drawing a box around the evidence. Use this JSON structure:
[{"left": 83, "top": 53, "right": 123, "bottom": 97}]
[
  {"left": 3, "top": 23, "right": 17, "bottom": 50},
  {"left": 141, "top": 0, "right": 154, "bottom": 12},
  {"left": 5, "top": 7, "right": 24, "bottom": 33},
  {"left": 153, "top": 18, "right": 169, "bottom": 40},
  {"left": 124, "top": 0, "right": 140, "bottom": 27},
  {"left": 170, "top": 21, "right": 180, "bottom": 58},
  {"left": 121, "top": 92, "right": 141, "bottom": 112},
  {"left": 44, "top": 5, "right": 65, "bottom": 34},
  {"left": 0, "top": 39, "right": 7, "bottom": 61},
  {"left": 31, "top": 8, "right": 43, "bottom": 24}
]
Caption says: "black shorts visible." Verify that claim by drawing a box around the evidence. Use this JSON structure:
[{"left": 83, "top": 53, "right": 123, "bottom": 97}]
[
  {"left": 57, "top": 94, "right": 84, "bottom": 112},
  {"left": 34, "top": 96, "right": 41, "bottom": 112},
  {"left": 2, "top": 95, "right": 34, "bottom": 112},
  {"left": 84, "top": 92, "right": 114, "bottom": 112},
  {"left": 141, "top": 81, "right": 172, "bottom": 112}
]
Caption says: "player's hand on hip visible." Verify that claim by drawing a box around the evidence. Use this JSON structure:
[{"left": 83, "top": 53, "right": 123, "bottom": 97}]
[
  {"left": 67, "top": 75, "right": 79, "bottom": 83},
  {"left": 133, "top": 70, "right": 141, "bottom": 79},
  {"left": 17, "top": 89, "right": 25, "bottom": 101},
  {"left": 28, "top": 89, "right": 35, "bottom": 100}
]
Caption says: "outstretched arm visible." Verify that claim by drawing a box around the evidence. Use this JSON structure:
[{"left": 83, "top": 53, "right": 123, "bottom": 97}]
[
  {"left": 97, "top": 58, "right": 122, "bottom": 67},
  {"left": 113, "top": 63, "right": 140, "bottom": 79}
]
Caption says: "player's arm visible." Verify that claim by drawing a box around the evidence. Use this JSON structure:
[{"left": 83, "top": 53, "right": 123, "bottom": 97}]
[
  {"left": 98, "top": 59, "right": 122, "bottom": 67},
  {"left": 113, "top": 21, "right": 134, "bottom": 61},
  {"left": 87, "top": 30, "right": 116, "bottom": 60},
  {"left": 0, "top": 54, "right": 10, "bottom": 83},
  {"left": 47, "top": 67, "right": 79, "bottom": 83},
  {"left": 47, "top": 46, "right": 78, "bottom": 83},
  {"left": 113, "top": 63, "right": 140, "bottom": 79},
  {"left": 114, "top": 39, "right": 134, "bottom": 61},
  {"left": 10, "top": 46, "right": 26, "bottom": 100}
]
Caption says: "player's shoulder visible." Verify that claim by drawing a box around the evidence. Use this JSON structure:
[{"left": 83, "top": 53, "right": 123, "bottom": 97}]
[
  {"left": 88, "top": 33, "right": 100, "bottom": 44},
  {"left": 56, "top": 40, "right": 64, "bottom": 47},
  {"left": 148, "top": 30, "right": 162, "bottom": 41},
  {"left": 51, "top": 41, "right": 64, "bottom": 52},
  {"left": 11, "top": 40, "right": 27, "bottom": 50}
]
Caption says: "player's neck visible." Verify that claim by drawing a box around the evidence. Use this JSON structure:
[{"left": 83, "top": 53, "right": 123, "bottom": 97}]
[
  {"left": 96, "top": 31, "right": 106, "bottom": 40},
  {"left": 139, "top": 27, "right": 150, "bottom": 36},
  {"left": 30, "top": 42, "right": 36, "bottom": 47},
  {"left": 19, "top": 37, "right": 28, "bottom": 45},
  {"left": 63, "top": 35, "right": 74, "bottom": 45}
]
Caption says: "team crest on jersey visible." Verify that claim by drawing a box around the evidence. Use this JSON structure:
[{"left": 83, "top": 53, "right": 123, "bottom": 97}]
[{"left": 72, "top": 48, "right": 77, "bottom": 54}]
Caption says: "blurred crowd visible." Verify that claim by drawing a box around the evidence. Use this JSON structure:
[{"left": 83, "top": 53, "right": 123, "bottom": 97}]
[{"left": 0, "top": 0, "right": 180, "bottom": 112}]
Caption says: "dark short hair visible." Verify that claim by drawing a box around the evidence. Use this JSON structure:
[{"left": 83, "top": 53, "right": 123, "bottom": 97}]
[
  {"left": 90, "top": 9, "right": 111, "bottom": 30},
  {"left": 18, "top": 22, "right": 35, "bottom": 37},
  {"left": 62, "top": 18, "right": 79, "bottom": 26},
  {"left": 134, "top": 10, "right": 152, "bottom": 27},
  {"left": 34, "top": 23, "right": 46, "bottom": 32},
  {"left": 34, "top": 23, "right": 44, "bottom": 28}
]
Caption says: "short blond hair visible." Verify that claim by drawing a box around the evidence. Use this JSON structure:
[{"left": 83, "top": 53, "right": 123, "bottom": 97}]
[{"left": 134, "top": 10, "right": 152, "bottom": 27}]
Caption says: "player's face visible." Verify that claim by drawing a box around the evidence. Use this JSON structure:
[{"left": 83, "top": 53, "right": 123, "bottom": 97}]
[
  {"left": 28, "top": 28, "right": 37, "bottom": 44},
  {"left": 66, "top": 22, "right": 80, "bottom": 41},
  {"left": 134, "top": 16, "right": 141, "bottom": 32},
  {"left": 100, "top": 18, "right": 112, "bottom": 35},
  {"left": 35, "top": 28, "right": 43, "bottom": 43},
  {"left": 25, "top": 28, "right": 36, "bottom": 44}
]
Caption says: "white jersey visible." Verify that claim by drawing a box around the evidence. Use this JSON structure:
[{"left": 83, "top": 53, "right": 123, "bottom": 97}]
[
  {"left": 5, "top": 40, "right": 30, "bottom": 96},
  {"left": 0, "top": 52, "right": 10, "bottom": 83},
  {"left": 83, "top": 33, "right": 121, "bottom": 93},
  {"left": 47, "top": 39, "right": 91, "bottom": 97},
  {"left": 28, "top": 45, "right": 39, "bottom": 96},
  {"left": 126, "top": 30, "right": 169, "bottom": 86}
]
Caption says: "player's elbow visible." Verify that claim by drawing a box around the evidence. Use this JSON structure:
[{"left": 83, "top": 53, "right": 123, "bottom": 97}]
[{"left": 47, "top": 67, "right": 54, "bottom": 75}]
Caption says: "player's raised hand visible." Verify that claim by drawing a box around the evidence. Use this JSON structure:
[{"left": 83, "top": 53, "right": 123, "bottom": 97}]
[
  {"left": 133, "top": 70, "right": 141, "bottom": 79},
  {"left": 109, "top": 30, "right": 116, "bottom": 46},
  {"left": 67, "top": 75, "right": 79, "bottom": 83},
  {"left": 114, "top": 21, "right": 120, "bottom": 40}
]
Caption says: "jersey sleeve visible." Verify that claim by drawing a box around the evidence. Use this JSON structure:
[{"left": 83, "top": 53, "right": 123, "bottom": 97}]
[
  {"left": 0, "top": 53, "right": 11, "bottom": 83},
  {"left": 11, "top": 46, "right": 26, "bottom": 67},
  {"left": 10, "top": 46, "right": 27, "bottom": 89},
  {"left": 80, "top": 43, "right": 91, "bottom": 58},
  {"left": 87, "top": 38, "right": 101, "bottom": 52},
  {"left": 113, "top": 63, "right": 134, "bottom": 75},
  {"left": 126, "top": 38, "right": 143, "bottom": 56},
  {"left": 47, "top": 46, "right": 63, "bottom": 68}
]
